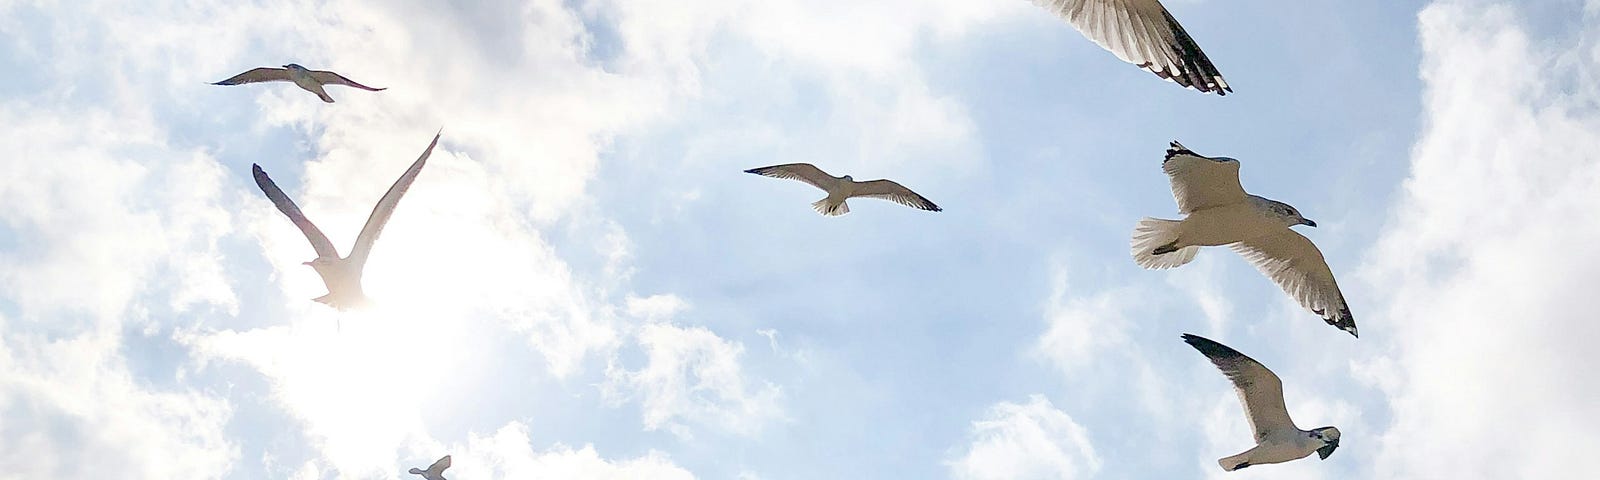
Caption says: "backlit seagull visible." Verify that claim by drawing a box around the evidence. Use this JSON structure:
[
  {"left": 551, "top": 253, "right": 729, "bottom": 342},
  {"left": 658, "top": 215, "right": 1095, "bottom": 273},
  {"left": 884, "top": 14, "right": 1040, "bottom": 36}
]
[
  {"left": 1031, "top": 0, "right": 1230, "bottom": 95},
  {"left": 213, "top": 64, "right": 385, "bottom": 103},
  {"left": 252, "top": 132, "right": 440, "bottom": 310},
  {"left": 1132, "top": 142, "right": 1357, "bottom": 337},
  {"left": 744, "top": 163, "right": 941, "bottom": 216},
  {"left": 408, "top": 455, "right": 451, "bottom": 480},
  {"left": 1182, "top": 334, "right": 1341, "bottom": 471}
]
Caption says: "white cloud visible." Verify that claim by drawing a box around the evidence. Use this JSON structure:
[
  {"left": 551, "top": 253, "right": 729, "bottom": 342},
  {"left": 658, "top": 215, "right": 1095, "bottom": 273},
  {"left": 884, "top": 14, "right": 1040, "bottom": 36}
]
[
  {"left": 1359, "top": 1, "right": 1600, "bottom": 477},
  {"left": 441, "top": 421, "right": 696, "bottom": 479},
  {"left": 948, "top": 395, "right": 1100, "bottom": 480},
  {"left": 604, "top": 323, "right": 783, "bottom": 438}
]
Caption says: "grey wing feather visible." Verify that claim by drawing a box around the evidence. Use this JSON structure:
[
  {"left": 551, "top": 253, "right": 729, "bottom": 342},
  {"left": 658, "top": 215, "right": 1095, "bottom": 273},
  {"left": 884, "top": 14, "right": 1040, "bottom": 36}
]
[
  {"left": 1032, "top": 0, "right": 1230, "bottom": 95},
  {"left": 852, "top": 179, "right": 942, "bottom": 212},
  {"left": 428, "top": 454, "right": 451, "bottom": 473},
  {"left": 1162, "top": 141, "right": 1246, "bottom": 213},
  {"left": 309, "top": 70, "right": 386, "bottom": 91},
  {"left": 1181, "top": 334, "right": 1296, "bottom": 442},
  {"left": 743, "top": 163, "right": 837, "bottom": 193},
  {"left": 1230, "top": 230, "right": 1359, "bottom": 337},
  {"left": 213, "top": 67, "right": 292, "bottom": 85},
  {"left": 347, "top": 132, "right": 440, "bottom": 270},
  {"left": 252, "top": 164, "right": 341, "bottom": 259}
]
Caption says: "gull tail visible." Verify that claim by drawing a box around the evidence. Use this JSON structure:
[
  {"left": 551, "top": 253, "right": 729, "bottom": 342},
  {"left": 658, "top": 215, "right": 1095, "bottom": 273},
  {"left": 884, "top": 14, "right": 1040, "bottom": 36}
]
[
  {"left": 1131, "top": 218, "right": 1198, "bottom": 269},
  {"left": 812, "top": 198, "right": 849, "bottom": 217}
]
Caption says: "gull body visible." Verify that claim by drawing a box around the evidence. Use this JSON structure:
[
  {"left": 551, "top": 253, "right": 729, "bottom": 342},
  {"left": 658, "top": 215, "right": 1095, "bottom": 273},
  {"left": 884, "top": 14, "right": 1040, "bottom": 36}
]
[
  {"left": 1132, "top": 142, "right": 1358, "bottom": 337},
  {"left": 213, "top": 63, "right": 386, "bottom": 103},
  {"left": 1031, "top": 0, "right": 1231, "bottom": 95},
  {"left": 744, "top": 163, "right": 941, "bottom": 216},
  {"left": 408, "top": 455, "right": 451, "bottom": 480},
  {"left": 1182, "top": 334, "right": 1341, "bottom": 471},
  {"left": 252, "top": 132, "right": 440, "bottom": 310}
]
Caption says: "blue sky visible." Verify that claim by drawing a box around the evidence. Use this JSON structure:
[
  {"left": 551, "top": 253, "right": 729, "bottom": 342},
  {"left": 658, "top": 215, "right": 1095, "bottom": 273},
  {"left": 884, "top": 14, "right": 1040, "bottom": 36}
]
[{"left": 2, "top": 0, "right": 1598, "bottom": 478}]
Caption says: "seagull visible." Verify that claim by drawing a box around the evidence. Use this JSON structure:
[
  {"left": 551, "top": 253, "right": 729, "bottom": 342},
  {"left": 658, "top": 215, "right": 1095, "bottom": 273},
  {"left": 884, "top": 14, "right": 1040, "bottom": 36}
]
[
  {"left": 213, "top": 64, "right": 385, "bottom": 103},
  {"left": 408, "top": 455, "right": 451, "bottom": 480},
  {"left": 1131, "top": 142, "right": 1357, "bottom": 337},
  {"left": 252, "top": 131, "right": 440, "bottom": 310},
  {"left": 743, "top": 163, "right": 941, "bottom": 216},
  {"left": 1031, "top": 0, "right": 1230, "bottom": 95},
  {"left": 1181, "top": 334, "right": 1341, "bottom": 471}
]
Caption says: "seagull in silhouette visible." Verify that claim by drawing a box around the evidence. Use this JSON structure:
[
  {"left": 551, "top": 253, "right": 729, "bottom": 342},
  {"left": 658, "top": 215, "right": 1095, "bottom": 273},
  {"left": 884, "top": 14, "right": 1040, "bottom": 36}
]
[
  {"left": 408, "top": 455, "right": 451, "bottom": 480},
  {"left": 1031, "top": 0, "right": 1230, "bottom": 95},
  {"left": 1132, "top": 142, "right": 1357, "bottom": 337},
  {"left": 213, "top": 64, "right": 385, "bottom": 102},
  {"left": 1182, "top": 334, "right": 1341, "bottom": 471},
  {"left": 744, "top": 163, "right": 941, "bottom": 216},
  {"left": 252, "top": 132, "right": 440, "bottom": 310}
]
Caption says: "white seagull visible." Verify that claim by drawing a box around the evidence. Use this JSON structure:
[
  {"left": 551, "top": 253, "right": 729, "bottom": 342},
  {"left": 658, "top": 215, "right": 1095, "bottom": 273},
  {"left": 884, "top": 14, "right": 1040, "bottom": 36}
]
[
  {"left": 1031, "top": 0, "right": 1230, "bottom": 95},
  {"left": 1182, "top": 334, "right": 1341, "bottom": 471},
  {"left": 408, "top": 455, "right": 451, "bottom": 480},
  {"left": 744, "top": 163, "right": 941, "bottom": 216},
  {"left": 213, "top": 63, "right": 386, "bottom": 103},
  {"left": 252, "top": 132, "right": 440, "bottom": 310},
  {"left": 1132, "top": 142, "right": 1357, "bottom": 337}
]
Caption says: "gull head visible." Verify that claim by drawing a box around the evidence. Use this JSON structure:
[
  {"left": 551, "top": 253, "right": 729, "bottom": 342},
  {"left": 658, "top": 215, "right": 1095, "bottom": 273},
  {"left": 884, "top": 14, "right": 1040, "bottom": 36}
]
[
  {"left": 1311, "top": 426, "right": 1341, "bottom": 459},
  {"left": 1257, "top": 197, "right": 1315, "bottom": 228},
  {"left": 408, "top": 468, "right": 424, "bottom": 475},
  {"left": 842, "top": 175, "right": 854, "bottom": 182},
  {"left": 282, "top": 63, "right": 306, "bottom": 71}
]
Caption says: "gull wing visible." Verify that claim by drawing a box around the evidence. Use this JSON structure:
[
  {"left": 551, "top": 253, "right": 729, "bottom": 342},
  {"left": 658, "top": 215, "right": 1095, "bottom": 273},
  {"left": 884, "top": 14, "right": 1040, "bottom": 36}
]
[
  {"left": 852, "top": 179, "right": 942, "bottom": 212},
  {"left": 1182, "top": 334, "right": 1297, "bottom": 443},
  {"left": 347, "top": 132, "right": 440, "bottom": 271},
  {"left": 743, "top": 163, "right": 837, "bottom": 193},
  {"left": 1230, "top": 230, "right": 1358, "bottom": 337},
  {"left": 213, "top": 67, "right": 292, "bottom": 85},
  {"left": 1163, "top": 141, "right": 1246, "bottom": 213},
  {"left": 252, "top": 164, "right": 340, "bottom": 259},
  {"left": 1032, "top": 0, "right": 1230, "bottom": 95},
  {"left": 308, "top": 69, "right": 387, "bottom": 91}
]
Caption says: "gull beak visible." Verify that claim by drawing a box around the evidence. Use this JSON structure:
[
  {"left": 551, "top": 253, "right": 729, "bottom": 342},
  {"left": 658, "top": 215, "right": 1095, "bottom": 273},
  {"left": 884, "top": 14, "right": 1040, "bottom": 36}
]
[
  {"left": 1317, "top": 440, "right": 1339, "bottom": 460},
  {"left": 1300, "top": 218, "right": 1318, "bottom": 228}
]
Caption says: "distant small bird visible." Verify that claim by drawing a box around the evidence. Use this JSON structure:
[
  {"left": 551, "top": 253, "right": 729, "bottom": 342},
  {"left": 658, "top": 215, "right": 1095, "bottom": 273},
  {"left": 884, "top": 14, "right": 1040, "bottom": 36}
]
[
  {"left": 1132, "top": 142, "right": 1357, "bottom": 337},
  {"left": 213, "top": 63, "right": 385, "bottom": 103},
  {"left": 252, "top": 132, "right": 440, "bottom": 310},
  {"left": 1181, "top": 334, "right": 1340, "bottom": 471},
  {"left": 1031, "top": 0, "right": 1230, "bottom": 95},
  {"left": 743, "top": 163, "right": 941, "bottom": 216},
  {"left": 408, "top": 455, "right": 451, "bottom": 480}
]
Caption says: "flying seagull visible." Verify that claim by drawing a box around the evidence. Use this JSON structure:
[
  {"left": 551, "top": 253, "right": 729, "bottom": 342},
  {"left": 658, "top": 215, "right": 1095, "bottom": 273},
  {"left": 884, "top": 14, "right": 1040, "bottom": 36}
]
[
  {"left": 213, "top": 63, "right": 385, "bottom": 103},
  {"left": 1181, "top": 334, "right": 1340, "bottom": 471},
  {"left": 1031, "top": 0, "right": 1230, "bottom": 95},
  {"left": 744, "top": 163, "right": 941, "bottom": 216},
  {"left": 252, "top": 131, "right": 440, "bottom": 310},
  {"left": 408, "top": 455, "right": 451, "bottom": 480},
  {"left": 1131, "top": 142, "right": 1357, "bottom": 337}
]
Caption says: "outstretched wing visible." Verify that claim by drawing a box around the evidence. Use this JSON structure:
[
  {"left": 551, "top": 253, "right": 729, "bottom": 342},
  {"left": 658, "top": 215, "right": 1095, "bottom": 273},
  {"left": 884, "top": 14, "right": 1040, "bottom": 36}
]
[
  {"left": 743, "top": 163, "right": 837, "bottom": 193},
  {"left": 1032, "top": 0, "right": 1230, "bottom": 95},
  {"left": 427, "top": 455, "right": 451, "bottom": 473},
  {"left": 852, "top": 179, "right": 942, "bottom": 212},
  {"left": 1163, "top": 141, "right": 1246, "bottom": 213},
  {"left": 252, "top": 164, "right": 340, "bottom": 259},
  {"left": 213, "top": 67, "right": 292, "bottom": 85},
  {"left": 1182, "top": 334, "right": 1296, "bottom": 443},
  {"left": 309, "top": 69, "right": 387, "bottom": 91},
  {"left": 1230, "top": 230, "right": 1358, "bottom": 337},
  {"left": 347, "top": 132, "right": 440, "bottom": 271}
]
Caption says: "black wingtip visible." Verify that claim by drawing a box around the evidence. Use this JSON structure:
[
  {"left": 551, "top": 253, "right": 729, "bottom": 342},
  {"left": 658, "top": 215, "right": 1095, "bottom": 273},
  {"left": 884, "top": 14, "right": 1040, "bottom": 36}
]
[
  {"left": 743, "top": 167, "right": 765, "bottom": 175},
  {"left": 1165, "top": 141, "right": 1194, "bottom": 162},
  {"left": 1180, "top": 333, "right": 1240, "bottom": 358}
]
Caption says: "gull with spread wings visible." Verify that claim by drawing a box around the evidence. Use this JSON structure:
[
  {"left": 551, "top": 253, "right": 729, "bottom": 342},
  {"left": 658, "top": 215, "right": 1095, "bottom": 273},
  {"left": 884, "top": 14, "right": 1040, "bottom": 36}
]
[
  {"left": 1182, "top": 334, "right": 1341, "bottom": 471},
  {"left": 252, "top": 132, "right": 440, "bottom": 310},
  {"left": 214, "top": 63, "right": 386, "bottom": 103},
  {"left": 1132, "top": 142, "right": 1357, "bottom": 337},
  {"left": 408, "top": 455, "right": 451, "bottom": 480},
  {"left": 1031, "top": 0, "right": 1231, "bottom": 95},
  {"left": 744, "top": 163, "right": 941, "bottom": 216}
]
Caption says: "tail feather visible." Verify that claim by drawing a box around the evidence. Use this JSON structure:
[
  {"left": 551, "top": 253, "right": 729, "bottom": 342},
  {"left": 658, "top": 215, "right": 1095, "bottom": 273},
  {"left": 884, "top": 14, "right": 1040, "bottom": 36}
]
[
  {"left": 1131, "top": 218, "right": 1199, "bottom": 269},
  {"left": 812, "top": 198, "right": 849, "bottom": 216}
]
